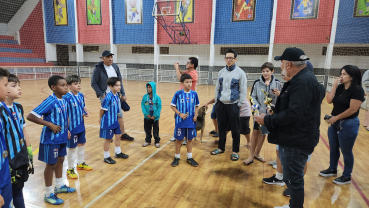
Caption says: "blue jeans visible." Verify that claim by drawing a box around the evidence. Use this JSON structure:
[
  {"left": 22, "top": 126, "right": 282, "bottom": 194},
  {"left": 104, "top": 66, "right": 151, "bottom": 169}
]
[
  {"left": 328, "top": 116, "right": 360, "bottom": 178},
  {"left": 279, "top": 146, "right": 314, "bottom": 208}
]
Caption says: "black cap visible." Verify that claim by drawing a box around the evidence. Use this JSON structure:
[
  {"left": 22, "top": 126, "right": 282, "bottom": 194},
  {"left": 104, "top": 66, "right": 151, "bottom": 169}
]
[
  {"left": 274, "top": 47, "right": 309, "bottom": 61},
  {"left": 101, "top": 50, "right": 114, "bottom": 58}
]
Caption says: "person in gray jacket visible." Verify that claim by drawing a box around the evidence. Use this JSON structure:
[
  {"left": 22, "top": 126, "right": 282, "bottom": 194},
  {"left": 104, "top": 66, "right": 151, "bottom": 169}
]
[
  {"left": 210, "top": 48, "right": 247, "bottom": 161},
  {"left": 91, "top": 50, "right": 134, "bottom": 141},
  {"left": 362, "top": 69, "right": 369, "bottom": 130},
  {"left": 244, "top": 62, "right": 282, "bottom": 165}
]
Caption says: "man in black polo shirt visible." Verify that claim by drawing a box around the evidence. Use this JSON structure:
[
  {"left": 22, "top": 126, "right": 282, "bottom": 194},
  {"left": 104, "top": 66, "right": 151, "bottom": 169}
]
[{"left": 254, "top": 48, "right": 325, "bottom": 208}]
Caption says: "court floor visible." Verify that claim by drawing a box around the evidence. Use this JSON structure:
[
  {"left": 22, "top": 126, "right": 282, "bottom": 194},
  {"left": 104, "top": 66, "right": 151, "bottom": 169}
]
[{"left": 19, "top": 78, "right": 369, "bottom": 208}]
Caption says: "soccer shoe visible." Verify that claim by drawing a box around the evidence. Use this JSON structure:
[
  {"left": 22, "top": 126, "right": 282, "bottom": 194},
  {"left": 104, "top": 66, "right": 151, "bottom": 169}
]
[
  {"left": 115, "top": 152, "right": 129, "bottom": 159},
  {"left": 104, "top": 157, "right": 116, "bottom": 164},
  {"left": 77, "top": 162, "right": 93, "bottom": 171},
  {"left": 262, "top": 175, "right": 285, "bottom": 186},
  {"left": 333, "top": 176, "right": 351, "bottom": 185},
  {"left": 272, "top": 164, "right": 277, "bottom": 169},
  {"left": 171, "top": 158, "right": 180, "bottom": 167},
  {"left": 269, "top": 160, "right": 277, "bottom": 166},
  {"left": 66, "top": 169, "right": 78, "bottom": 179},
  {"left": 121, "top": 133, "right": 134, "bottom": 141},
  {"left": 170, "top": 137, "right": 176, "bottom": 141},
  {"left": 283, "top": 188, "right": 290, "bottom": 197},
  {"left": 44, "top": 193, "right": 64, "bottom": 205},
  {"left": 187, "top": 158, "right": 198, "bottom": 167},
  {"left": 319, "top": 168, "right": 337, "bottom": 177},
  {"left": 54, "top": 185, "right": 76, "bottom": 194},
  {"left": 182, "top": 140, "right": 187, "bottom": 145}
]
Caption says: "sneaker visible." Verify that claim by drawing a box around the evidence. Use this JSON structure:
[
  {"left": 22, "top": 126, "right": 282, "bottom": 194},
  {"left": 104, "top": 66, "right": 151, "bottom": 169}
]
[
  {"left": 283, "top": 188, "right": 290, "bottom": 197},
  {"left": 77, "top": 162, "right": 92, "bottom": 171},
  {"left": 104, "top": 157, "right": 116, "bottom": 164},
  {"left": 269, "top": 160, "right": 277, "bottom": 166},
  {"left": 209, "top": 130, "right": 216, "bottom": 134},
  {"left": 121, "top": 133, "right": 134, "bottom": 141},
  {"left": 212, "top": 132, "right": 219, "bottom": 137},
  {"left": 66, "top": 168, "right": 78, "bottom": 179},
  {"left": 182, "top": 140, "right": 187, "bottom": 145},
  {"left": 274, "top": 205, "right": 290, "bottom": 208},
  {"left": 272, "top": 164, "right": 277, "bottom": 169},
  {"left": 319, "top": 168, "right": 337, "bottom": 177},
  {"left": 171, "top": 158, "right": 180, "bottom": 167},
  {"left": 44, "top": 193, "right": 64, "bottom": 205},
  {"left": 170, "top": 137, "right": 176, "bottom": 141},
  {"left": 187, "top": 158, "right": 198, "bottom": 167},
  {"left": 333, "top": 176, "right": 351, "bottom": 185},
  {"left": 262, "top": 175, "right": 285, "bottom": 186},
  {"left": 115, "top": 152, "right": 129, "bottom": 159},
  {"left": 55, "top": 185, "right": 76, "bottom": 194}
]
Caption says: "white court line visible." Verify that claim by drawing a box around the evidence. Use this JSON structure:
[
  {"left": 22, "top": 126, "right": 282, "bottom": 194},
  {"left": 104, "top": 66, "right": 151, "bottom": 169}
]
[
  {"left": 83, "top": 124, "right": 173, "bottom": 207},
  {"left": 25, "top": 203, "right": 43, "bottom": 208},
  {"left": 206, "top": 108, "right": 212, "bottom": 114},
  {"left": 85, "top": 124, "right": 173, "bottom": 137}
]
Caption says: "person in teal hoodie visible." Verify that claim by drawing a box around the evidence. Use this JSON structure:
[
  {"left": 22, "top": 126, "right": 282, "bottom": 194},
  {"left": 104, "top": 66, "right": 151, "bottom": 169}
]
[{"left": 141, "top": 82, "right": 162, "bottom": 148}]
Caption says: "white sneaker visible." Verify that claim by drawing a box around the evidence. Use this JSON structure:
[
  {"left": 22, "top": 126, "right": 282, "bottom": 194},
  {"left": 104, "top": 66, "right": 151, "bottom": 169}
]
[
  {"left": 170, "top": 137, "right": 176, "bottom": 141},
  {"left": 272, "top": 164, "right": 277, "bottom": 169},
  {"left": 274, "top": 205, "right": 289, "bottom": 208},
  {"left": 269, "top": 160, "right": 277, "bottom": 166},
  {"left": 182, "top": 140, "right": 187, "bottom": 145}
]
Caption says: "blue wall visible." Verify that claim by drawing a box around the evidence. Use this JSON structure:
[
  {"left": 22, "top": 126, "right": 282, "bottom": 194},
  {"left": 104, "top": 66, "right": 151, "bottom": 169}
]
[
  {"left": 112, "top": 0, "right": 154, "bottom": 44},
  {"left": 335, "top": 0, "right": 369, "bottom": 43},
  {"left": 43, "top": 0, "right": 76, "bottom": 44},
  {"left": 214, "top": 0, "right": 273, "bottom": 44}
]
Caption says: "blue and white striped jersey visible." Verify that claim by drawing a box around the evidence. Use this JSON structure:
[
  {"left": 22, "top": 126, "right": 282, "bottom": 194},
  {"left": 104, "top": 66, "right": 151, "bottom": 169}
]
[
  {"left": 0, "top": 102, "right": 28, "bottom": 169},
  {"left": 100, "top": 91, "right": 120, "bottom": 130},
  {"left": 0, "top": 119, "right": 10, "bottom": 189},
  {"left": 64, "top": 92, "right": 86, "bottom": 134},
  {"left": 171, "top": 90, "right": 200, "bottom": 129},
  {"left": 31, "top": 94, "right": 68, "bottom": 145}
]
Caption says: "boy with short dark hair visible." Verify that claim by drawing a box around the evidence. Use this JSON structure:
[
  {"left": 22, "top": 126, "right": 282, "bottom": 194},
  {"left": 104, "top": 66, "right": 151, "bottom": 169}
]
[
  {"left": 0, "top": 68, "right": 12, "bottom": 208},
  {"left": 171, "top": 73, "right": 199, "bottom": 167},
  {"left": 141, "top": 82, "right": 162, "bottom": 148},
  {"left": 64, "top": 75, "right": 91, "bottom": 179},
  {"left": 100, "top": 77, "right": 129, "bottom": 164},
  {"left": 0, "top": 74, "right": 34, "bottom": 207},
  {"left": 27, "top": 75, "right": 76, "bottom": 205}
]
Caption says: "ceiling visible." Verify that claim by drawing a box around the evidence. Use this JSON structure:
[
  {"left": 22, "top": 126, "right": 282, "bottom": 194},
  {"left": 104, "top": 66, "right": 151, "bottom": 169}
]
[{"left": 0, "top": 0, "right": 28, "bottom": 24}]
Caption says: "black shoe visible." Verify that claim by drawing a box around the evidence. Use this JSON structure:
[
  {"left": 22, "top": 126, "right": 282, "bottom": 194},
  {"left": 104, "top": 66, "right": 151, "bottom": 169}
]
[
  {"left": 262, "top": 174, "right": 285, "bottom": 186},
  {"left": 209, "top": 130, "right": 216, "bottom": 134},
  {"left": 212, "top": 132, "right": 219, "bottom": 137},
  {"left": 283, "top": 188, "right": 290, "bottom": 197},
  {"left": 104, "top": 157, "right": 116, "bottom": 164},
  {"left": 115, "top": 152, "right": 129, "bottom": 159},
  {"left": 171, "top": 158, "right": 180, "bottom": 167},
  {"left": 121, "top": 133, "right": 134, "bottom": 141},
  {"left": 187, "top": 158, "right": 198, "bottom": 167},
  {"left": 333, "top": 176, "right": 351, "bottom": 185},
  {"left": 319, "top": 168, "right": 337, "bottom": 177}
]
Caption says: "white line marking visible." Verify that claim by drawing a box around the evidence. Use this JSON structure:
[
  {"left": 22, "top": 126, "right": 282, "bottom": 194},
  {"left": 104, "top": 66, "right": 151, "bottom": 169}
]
[
  {"left": 206, "top": 108, "right": 212, "bottom": 114},
  {"left": 84, "top": 125, "right": 173, "bottom": 137},
  {"left": 83, "top": 140, "right": 172, "bottom": 208},
  {"left": 25, "top": 203, "right": 43, "bottom": 208}
]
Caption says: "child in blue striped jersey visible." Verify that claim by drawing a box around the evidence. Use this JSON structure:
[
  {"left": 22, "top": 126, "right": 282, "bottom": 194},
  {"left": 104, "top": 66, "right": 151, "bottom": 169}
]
[
  {"left": 64, "top": 75, "right": 92, "bottom": 179},
  {"left": 99, "top": 77, "right": 129, "bottom": 164},
  {"left": 27, "top": 75, "right": 76, "bottom": 205}
]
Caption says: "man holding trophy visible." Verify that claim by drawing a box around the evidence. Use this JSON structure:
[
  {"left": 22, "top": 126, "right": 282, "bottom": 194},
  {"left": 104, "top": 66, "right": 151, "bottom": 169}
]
[{"left": 254, "top": 48, "right": 325, "bottom": 208}]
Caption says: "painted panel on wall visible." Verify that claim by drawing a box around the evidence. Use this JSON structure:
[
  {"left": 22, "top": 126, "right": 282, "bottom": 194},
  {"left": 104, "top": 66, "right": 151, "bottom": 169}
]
[
  {"left": 126, "top": 0, "right": 142, "bottom": 24},
  {"left": 87, "top": 0, "right": 102, "bottom": 25},
  {"left": 232, "top": 0, "right": 255, "bottom": 22},
  {"left": 290, "top": 0, "right": 320, "bottom": 19},
  {"left": 54, "top": 0, "right": 68, "bottom": 25},
  {"left": 174, "top": 0, "right": 194, "bottom": 23},
  {"left": 354, "top": 0, "right": 369, "bottom": 17}
]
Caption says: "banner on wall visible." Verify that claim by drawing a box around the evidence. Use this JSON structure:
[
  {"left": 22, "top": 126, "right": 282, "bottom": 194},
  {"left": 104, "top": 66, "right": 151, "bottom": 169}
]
[
  {"left": 232, "top": 0, "right": 256, "bottom": 22},
  {"left": 54, "top": 0, "right": 68, "bottom": 26},
  {"left": 290, "top": 0, "right": 319, "bottom": 20},
  {"left": 354, "top": 0, "right": 369, "bottom": 17},
  {"left": 175, "top": 0, "right": 194, "bottom": 23},
  {"left": 87, "top": 0, "right": 102, "bottom": 25},
  {"left": 126, "top": 0, "right": 142, "bottom": 24}
]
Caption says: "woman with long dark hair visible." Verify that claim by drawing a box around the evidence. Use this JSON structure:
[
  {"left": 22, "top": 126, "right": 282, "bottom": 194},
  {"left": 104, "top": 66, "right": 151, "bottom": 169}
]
[{"left": 319, "top": 65, "right": 365, "bottom": 185}]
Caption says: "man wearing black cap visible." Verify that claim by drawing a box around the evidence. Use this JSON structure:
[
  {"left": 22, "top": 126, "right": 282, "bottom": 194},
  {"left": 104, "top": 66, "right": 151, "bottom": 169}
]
[
  {"left": 91, "top": 50, "right": 134, "bottom": 141},
  {"left": 254, "top": 48, "right": 325, "bottom": 208}
]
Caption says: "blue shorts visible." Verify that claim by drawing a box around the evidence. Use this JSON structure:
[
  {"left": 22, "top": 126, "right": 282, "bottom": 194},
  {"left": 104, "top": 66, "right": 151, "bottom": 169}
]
[
  {"left": 67, "top": 131, "right": 86, "bottom": 148},
  {"left": 211, "top": 104, "right": 216, "bottom": 119},
  {"left": 38, "top": 143, "right": 67, "bottom": 164},
  {"left": 0, "top": 181, "right": 12, "bottom": 208},
  {"left": 100, "top": 97, "right": 123, "bottom": 118},
  {"left": 175, "top": 128, "right": 197, "bottom": 141},
  {"left": 276, "top": 145, "right": 312, "bottom": 162},
  {"left": 100, "top": 127, "right": 121, "bottom": 139}
]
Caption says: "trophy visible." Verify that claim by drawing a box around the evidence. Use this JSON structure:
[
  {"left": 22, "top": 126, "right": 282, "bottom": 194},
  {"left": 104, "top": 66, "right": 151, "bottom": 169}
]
[
  {"left": 250, "top": 99, "right": 270, "bottom": 135},
  {"left": 261, "top": 89, "right": 274, "bottom": 114}
]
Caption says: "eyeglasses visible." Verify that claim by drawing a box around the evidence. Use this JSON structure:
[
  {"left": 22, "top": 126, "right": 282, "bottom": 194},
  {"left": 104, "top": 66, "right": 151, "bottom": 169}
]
[{"left": 225, "top": 57, "right": 235, "bottom": 60}]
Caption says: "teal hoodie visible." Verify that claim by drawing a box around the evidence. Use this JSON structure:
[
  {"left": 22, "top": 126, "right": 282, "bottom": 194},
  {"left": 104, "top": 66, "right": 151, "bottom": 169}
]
[{"left": 141, "top": 82, "right": 162, "bottom": 121}]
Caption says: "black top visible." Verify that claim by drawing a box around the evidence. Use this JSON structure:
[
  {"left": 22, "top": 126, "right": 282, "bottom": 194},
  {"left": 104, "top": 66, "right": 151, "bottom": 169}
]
[
  {"left": 331, "top": 85, "right": 365, "bottom": 119},
  {"left": 264, "top": 68, "right": 326, "bottom": 149}
]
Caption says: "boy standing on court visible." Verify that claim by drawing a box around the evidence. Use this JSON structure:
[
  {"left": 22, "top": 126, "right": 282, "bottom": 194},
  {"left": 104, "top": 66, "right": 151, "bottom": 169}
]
[
  {"left": 100, "top": 77, "right": 129, "bottom": 164},
  {"left": 171, "top": 73, "right": 200, "bottom": 167},
  {"left": 141, "top": 82, "right": 162, "bottom": 148},
  {"left": 27, "top": 75, "right": 76, "bottom": 205},
  {"left": 64, "top": 75, "right": 92, "bottom": 179}
]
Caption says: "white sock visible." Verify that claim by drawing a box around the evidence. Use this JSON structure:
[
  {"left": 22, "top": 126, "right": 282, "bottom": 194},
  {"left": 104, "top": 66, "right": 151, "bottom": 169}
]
[
  {"left": 104, "top": 151, "right": 110, "bottom": 159},
  {"left": 67, "top": 148, "right": 76, "bottom": 169},
  {"left": 276, "top": 172, "right": 283, "bottom": 180},
  {"left": 115, "top": 146, "right": 121, "bottom": 154},
  {"left": 175, "top": 154, "right": 180, "bottom": 159},
  {"left": 77, "top": 145, "right": 85, "bottom": 165},
  {"left": 55, "top": 178, "right": 64, "bottom": 189},
  {"left": 45, "top": 186, "right": 53, "bottom": 196},
  {"left": 187, "top": 152, "right": 192, "bottom": 159}
]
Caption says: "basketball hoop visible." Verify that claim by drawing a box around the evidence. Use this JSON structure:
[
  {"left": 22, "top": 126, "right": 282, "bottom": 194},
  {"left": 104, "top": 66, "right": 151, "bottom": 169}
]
[{"left": 161, "top": 7, "right": 171, "bottom": 15}]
